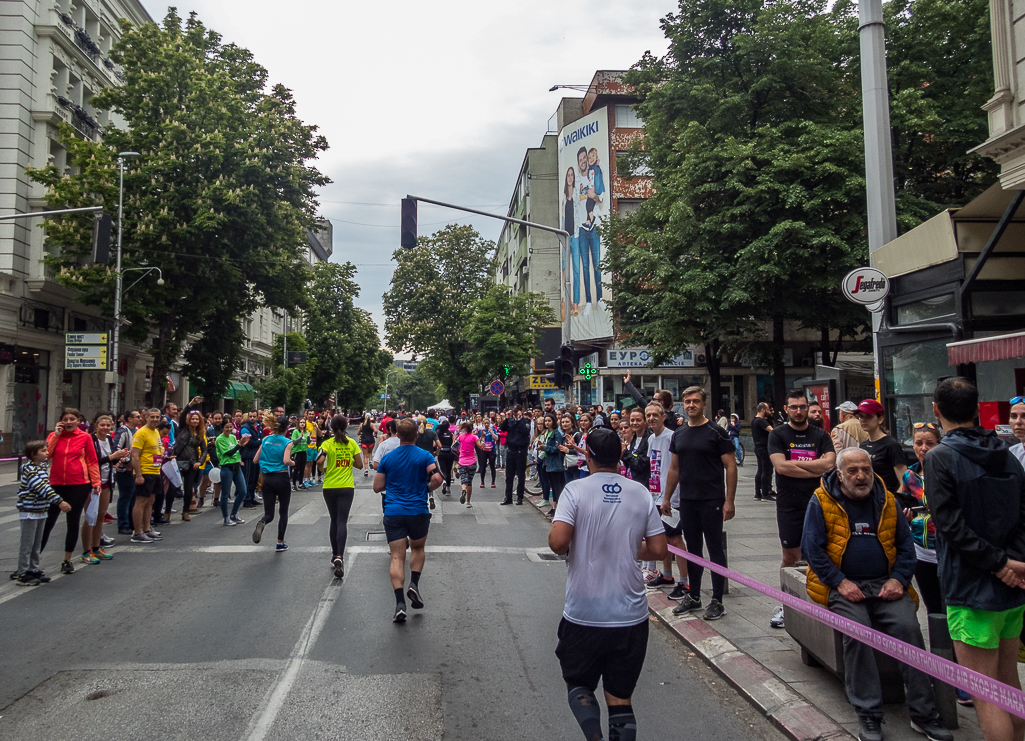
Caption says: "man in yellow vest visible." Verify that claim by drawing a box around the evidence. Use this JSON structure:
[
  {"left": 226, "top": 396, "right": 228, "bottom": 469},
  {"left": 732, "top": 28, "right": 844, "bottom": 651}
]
[{"left": 802, "top": 447, "right": 952, "bottom": 741}]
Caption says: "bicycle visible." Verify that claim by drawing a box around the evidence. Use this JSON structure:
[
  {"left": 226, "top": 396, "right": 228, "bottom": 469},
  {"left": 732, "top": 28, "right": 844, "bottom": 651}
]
[{"left": 525, "top": 459, "right": 542, "bottom": 495}]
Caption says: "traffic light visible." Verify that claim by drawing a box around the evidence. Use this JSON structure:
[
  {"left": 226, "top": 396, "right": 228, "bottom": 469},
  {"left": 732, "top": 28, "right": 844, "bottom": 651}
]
[
  {"left": 545, "top": 343, "right": 575, "bottom": 388},
  {"left": 400, "top": 198, "right": 417, "bottom": 249},
  {"left": 92, "top": 212, "right": 112, "bottom": 263}
]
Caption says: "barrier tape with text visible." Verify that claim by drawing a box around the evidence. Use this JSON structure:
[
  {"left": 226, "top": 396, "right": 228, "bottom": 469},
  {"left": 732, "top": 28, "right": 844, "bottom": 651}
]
[{"left": 665, "top": 543, "right": 1025, "bottom": 718}]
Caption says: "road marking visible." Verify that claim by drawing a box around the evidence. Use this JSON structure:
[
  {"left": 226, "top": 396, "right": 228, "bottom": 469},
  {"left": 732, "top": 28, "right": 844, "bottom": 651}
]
[
  {"left": 243, "top": 577, "right": 342, "bottom": 741},
  {"left": 287, "top": 500, "right": 323, "bottom": 525},
  {"left": 0, "top": 512, "right": 23, "bottom": 525}
]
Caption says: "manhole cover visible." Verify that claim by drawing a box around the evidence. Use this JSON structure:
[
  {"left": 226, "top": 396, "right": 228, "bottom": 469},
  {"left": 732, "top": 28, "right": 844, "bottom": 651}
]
[{"left": 366, "top": 531, "right": 387, "bottom": 542}]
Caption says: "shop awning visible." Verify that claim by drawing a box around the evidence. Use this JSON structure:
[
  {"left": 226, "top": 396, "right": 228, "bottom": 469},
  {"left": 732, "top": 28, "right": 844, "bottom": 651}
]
[
  {"left": 223, "top": 381, "right": 254, "bottom": 400},
  {"left": 947, "top": 331, "right": 1025, "bottom": 365}
]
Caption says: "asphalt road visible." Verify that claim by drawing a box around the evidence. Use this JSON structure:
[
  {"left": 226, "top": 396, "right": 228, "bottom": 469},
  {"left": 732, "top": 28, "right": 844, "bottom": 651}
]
[{"left": 0, "top": 467, "right": 788, "bottom": 740}]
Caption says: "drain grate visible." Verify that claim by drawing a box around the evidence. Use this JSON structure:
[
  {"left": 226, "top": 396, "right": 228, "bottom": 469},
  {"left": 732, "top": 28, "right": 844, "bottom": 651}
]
[
  {"left": 366, "top": 531, "right": 387, "bottom": 542},
  {"left": 536, "top": 552, "right": 565, "bottom": 561}
]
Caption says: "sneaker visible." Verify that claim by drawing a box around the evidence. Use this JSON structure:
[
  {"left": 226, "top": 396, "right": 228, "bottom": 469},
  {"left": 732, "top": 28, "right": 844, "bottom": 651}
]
[
  {"left": 667, "top": 583, "right": 689, "bottom": 601},
  {"left": 645, "top": 573, "right": 674, "bottom": 588},
  {"left": 910, "top": 719, "right": 953, "bottom": 741},
  {"left": 81, "top": 551, "right": 100, "bottom": 564},
  {"left": 754, "top": 495, "right": 763, "bottom": 501},
  {"left": 429, "top": 495, "right": 436, "bottom": 511},
  {"left": 406, "top": 584, "right": 424, "bottom": 609},
  {"left": 100, "top": 535, "right": 115, "bottom": 547},
  {"left": 94, "top": 548, "right": 114, "bottom": 560},
  {"left": 145, "top": 530, "right": 163, "bottom": 541},
  {"left": 858, "top": 717, "right": 883, "bottom": 741},
  {"left": 364, "top": 470, "right": 369, "bottom": 477},
  {"left": 8, "top": 571, "right": 19, "bottom": 580},
  {"left": 770, "top": 605, "right": 785, "bottom": 629},
  {"left": 763, "top": 493, "right": 776, "bottom": 502},
  {"left": 955, "top": 689, "right": 973, "bottom": 707},
  {"left": 393, "top": 602, "right": 407, "bottom": 623},
  {"left": 332, "top": 557, "right": 344, "bottom": 579},
  {"left": 27, "top": 570, "right": 50, "bottom": 583},
  {"left": 16, "top": 575, "right": 40, "bottom": 586},
  {"left": 459, "top": 492, "right": 466, "bottom": 504},
  {"left": 466, "top": 503, "right": 473, "bottom": 508},
  {"left": 60, "top": 559, "right": 74, "bottom": 575},
  {"left": 291, "top": 483, "right": 298, "bottom": 491},
  {"left": 499, "top": 499, "right": 513, "bottom": 506},
  {"left": 130, "top": 533, "right": 154, "bottom": 543},
  {"left": 275, "top": 542, "right": 288, "bottom": 552},
  {"left": 231, "top": 515, "right": 245, "bottom": 525},
  {"left": 253, "top": 497, "right": 263, "bottom": 505},
  {"left": 479, "top": 483, "right": 484, "bottom": 488},
  {"left": 253, "top": 520, "right": 265, "bottom": 544},
  {"left": 703, "top": 599, "right": 726, "bottom": 620},
  {"left": 671, "top": 594, "right": 702, "bottom": 615},
  {"left": 491, "top": 483, "right": 496, "bottom": 488},
  {"left": 223, "top": 518, "right": 236, "bottom": 527}
]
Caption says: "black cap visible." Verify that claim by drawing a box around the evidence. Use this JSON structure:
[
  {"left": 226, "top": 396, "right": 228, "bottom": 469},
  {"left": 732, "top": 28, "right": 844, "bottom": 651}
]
[
  {"left": 276, "top": 415, "right": 289, "bottom": 428},
  {"left": 585, "top": 427, "right": 621, "bottom": 467}
]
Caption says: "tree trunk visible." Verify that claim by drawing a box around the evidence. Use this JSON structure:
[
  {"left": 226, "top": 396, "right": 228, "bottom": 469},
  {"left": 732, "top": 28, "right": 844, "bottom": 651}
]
[
  {"left": 772, "top": 314, "right": 786, "bottom": 416},
  {"left": 149, "top": 314, "right": 176, "bottom": 411},
  {"left": 705, "top": 341, "right": 723, "bottom": 416},
  {"left": 820, "top": 327, "right": 832, "bottom": 367}
]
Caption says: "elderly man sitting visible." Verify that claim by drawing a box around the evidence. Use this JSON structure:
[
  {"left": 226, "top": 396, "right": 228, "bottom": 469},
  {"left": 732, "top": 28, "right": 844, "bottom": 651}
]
[{"left": 802, "top": 447, "right": 952, "bottom": 741}]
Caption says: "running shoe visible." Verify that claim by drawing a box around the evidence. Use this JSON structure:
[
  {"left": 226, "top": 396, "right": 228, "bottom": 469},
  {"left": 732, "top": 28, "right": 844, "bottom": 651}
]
[
  {"left": 393, "top": 602, "right": 407, "bottom": 623},
  {"left": 770, "top": 605, "right": 785, "bottom": 629},
  {"left": 671, "top": 595, "right": 702, "bottom": 616},
  {"left": 231, "top": 515, "right": 245, "bottom": 525},
  {"left": 223, "top": 518, "right": 236, "bottom": 527},
  {"left": 16, "top": 575, "right": 40, "bottom": 586},
  {"left": 130, "top": 533, "right": 154, "bottom": 543},
  {"left": 81, "top": 551, "right": 100, "bottom": 564},
  {"left": 910, "top": 718, "right": 953, "bottom": 741},
  {"left": 479, "top": 483, "right": 484, "bottom": 488},
  {"left": 429, "top": 495, "right": 436, "bottom": 510},
  {"left": 955, "top": 689, "right": 973, "bottom": 707},
  {"left": 275, "top": 542, "right": 288, "bottom": 552},
  {"left": 145, "top": 530, "right": 163, "bottom": 540},
  {"left": 858, "top": 717, "right": 883, "bottom": 741},
  {"left": 253, "top": 520, "right": 265, "bottom": 544},
  {"left": 491, "top": 483, "right": 496, "bottom": 488},
  {"left": 363, "top": 470, "right": 368, "bottom": 477},
  {"left": 703, "top": 599, "right": 726, "bottom": 621},
  {"left": 764, "top": 493, "right": 776, "bottom": 502},
  {"left": 406, "top": 584, "right": 424, "bottom": 609},
  {"left": 332, "top": 557, "right": 344, "bottom": 579},
  {"left": 27, "top": 570, "right": 50, "bottom": 583},
  {"left": 466, "top": 503, "right": 472, "bottom": 508},
  {"left": 100, "top": 535, "right": 115, "bottom": 547},
  {"left": 60, "top": 559, "right": 75, "bottom": 575},
  {"left": 645, "top": 573, "right": 674, "bottom": 588},
  {"left": 754, "top": 495, "right": 763, "bottom": 501},
  {"left": 459, "top": 492, "right": 466, "bottom": 504},
  {"left": 94, "top": 548, "right": 114, "bottom": 560},
  {"left": 641, "top": 568, "right": 656, "bottom": 582},
  {"left": 667, "top": 583, "right": 689, "bottom": 601},
  {"left": 117, "top": 528, "right": 133, "bottom": 535},
  {"left": 9, "top": 571, "right": 19, "bottom": 580}
]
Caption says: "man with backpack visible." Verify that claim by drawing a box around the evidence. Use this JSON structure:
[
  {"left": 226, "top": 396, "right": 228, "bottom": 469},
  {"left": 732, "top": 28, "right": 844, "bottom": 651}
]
[{"left": 926, "top": 377, "right": 1025, "bottom": 741}]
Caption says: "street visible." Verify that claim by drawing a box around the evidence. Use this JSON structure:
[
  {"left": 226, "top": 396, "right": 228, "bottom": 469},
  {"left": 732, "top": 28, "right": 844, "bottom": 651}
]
[{"left": 0, "top": 470, "right": 786, "bottom": 740}]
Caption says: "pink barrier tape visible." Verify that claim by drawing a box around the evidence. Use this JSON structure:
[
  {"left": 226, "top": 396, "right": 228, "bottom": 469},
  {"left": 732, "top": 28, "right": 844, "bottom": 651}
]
[{"left": 666, "top": 543, "right": 1025, "bottom": 718}]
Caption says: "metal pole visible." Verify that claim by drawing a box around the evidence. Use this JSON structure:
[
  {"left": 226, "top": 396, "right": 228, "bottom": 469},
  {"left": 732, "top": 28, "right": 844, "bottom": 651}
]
[
  {"left": 282, "top": 309, "right": 287, "bottom": 369},
  {"left": 859, "top": 0, "right": 899, "bottom": 400},
  {"left": 109, "top": 157, "right": 125, "bottom": 413},
  {"left": 0, "top": 206, "right": 103, "bottom": 221}
]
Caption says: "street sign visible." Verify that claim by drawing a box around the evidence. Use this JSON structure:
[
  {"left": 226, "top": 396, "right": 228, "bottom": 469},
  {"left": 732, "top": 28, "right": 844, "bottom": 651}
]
[
  {"left": 65, "top": 332, "right": 107, "bottom": 345},
  {"left": 66, "top": 345, "right": 108, "bottom": 359},
  {"left": 489, "top": 380, "right": 505, "bottom": 396},
  {"left": 379, "top": 394, "right": 391, "bottom": 399},
  {"left": 842, "top": 267, "right": 890, "bottom": 306},
  {"left": 469, "top": 394, "right": 480, "bottom": 408},
  {"left": 528, "top": 374, "right": 557, "bottom": 390},
  {"left": 66, "top": 357, "right": 105, "bottom": 370},
  {"left": 286, "top": 351, "right": 307, "bottom": 366}
]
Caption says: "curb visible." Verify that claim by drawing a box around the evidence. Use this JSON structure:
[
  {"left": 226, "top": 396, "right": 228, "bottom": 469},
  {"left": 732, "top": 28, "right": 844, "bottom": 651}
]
[{"left": 523, "top": 491, "right": 852, "bottom": 741}]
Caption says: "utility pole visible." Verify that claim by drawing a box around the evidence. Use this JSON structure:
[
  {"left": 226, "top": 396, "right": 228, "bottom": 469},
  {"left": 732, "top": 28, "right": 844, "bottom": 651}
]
[
  {"left": 859, "top": 0, "right": 898, "bottom": 400},
  {"left": 109, "top": 151, "right": 139, "bottom": 412}
]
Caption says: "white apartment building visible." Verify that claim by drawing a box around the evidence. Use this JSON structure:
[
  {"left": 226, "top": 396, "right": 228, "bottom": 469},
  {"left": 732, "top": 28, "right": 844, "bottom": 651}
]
[{"left": 0, "top": 0, "right": 151, "bottom": 456}]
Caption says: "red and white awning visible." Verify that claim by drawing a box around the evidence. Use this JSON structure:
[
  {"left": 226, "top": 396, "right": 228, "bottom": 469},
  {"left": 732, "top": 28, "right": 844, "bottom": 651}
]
[{"left": 947, "top": 330, "right": 1025, "bottom": 365}]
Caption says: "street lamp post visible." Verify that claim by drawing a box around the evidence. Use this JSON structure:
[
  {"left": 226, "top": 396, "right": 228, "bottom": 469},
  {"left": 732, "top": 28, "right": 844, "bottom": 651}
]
[
  {"left": 384, "top": 368, "right": 399, "bottom": 413},
  {"left": 108, "top": 152, "right": 139, "bottom": 412}
]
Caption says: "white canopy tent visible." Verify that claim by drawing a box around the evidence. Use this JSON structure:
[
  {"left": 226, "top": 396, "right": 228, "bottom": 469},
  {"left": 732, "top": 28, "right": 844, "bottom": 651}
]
[{"left": 432, "top": 399, "right": 455, "bottom": 411}]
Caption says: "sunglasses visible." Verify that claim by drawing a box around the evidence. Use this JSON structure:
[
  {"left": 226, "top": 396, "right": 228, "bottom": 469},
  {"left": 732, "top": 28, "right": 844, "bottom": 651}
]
[
  {"left": 913, "top": 422, "right": 939, "bottom": 431},
  {"left": 1011, "top": 396, "right": 1024, "bottom": 405}
]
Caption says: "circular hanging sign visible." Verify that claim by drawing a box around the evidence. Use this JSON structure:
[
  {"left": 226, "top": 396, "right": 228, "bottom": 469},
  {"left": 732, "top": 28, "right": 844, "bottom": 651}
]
[
  {"left": 842, "top": 267, "right": 890, "bottom": 306},
  {"left": 490, "top": 380, "right": 505, "bottom": 396}
]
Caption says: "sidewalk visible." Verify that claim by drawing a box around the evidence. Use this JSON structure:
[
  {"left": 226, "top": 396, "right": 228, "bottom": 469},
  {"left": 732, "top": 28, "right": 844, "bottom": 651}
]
[{"left": 523, "top": 465, "right": 993, "bottom": 741}]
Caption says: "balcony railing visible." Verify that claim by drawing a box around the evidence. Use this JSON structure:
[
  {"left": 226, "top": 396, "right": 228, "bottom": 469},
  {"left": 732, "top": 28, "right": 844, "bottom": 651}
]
[{"left": 46, "top": 8, "right": 126, "bottom": 86}]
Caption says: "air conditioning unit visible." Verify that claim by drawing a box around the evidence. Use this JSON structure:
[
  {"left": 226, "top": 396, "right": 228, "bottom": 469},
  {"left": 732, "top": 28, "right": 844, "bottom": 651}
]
[{"left": 696, "top": 353, "right": 707, "bottom": 364}]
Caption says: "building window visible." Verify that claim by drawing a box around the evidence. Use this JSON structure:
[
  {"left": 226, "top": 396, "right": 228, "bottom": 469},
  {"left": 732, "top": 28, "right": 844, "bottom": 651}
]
[
  {"left": 617, "top": 199, "right": 643, "bottom": 216},
  {"left": 894, "top": 294, "right": 955, "bottom": 325},
  {"left": 615, "top": 151, "right": 652, "bottom": 178},
  {"left": 971, "top": 291, "right": 1025, "bottom": 317},
  {"left": 615, "top": 104, "right": 643, "bottom": 129}
]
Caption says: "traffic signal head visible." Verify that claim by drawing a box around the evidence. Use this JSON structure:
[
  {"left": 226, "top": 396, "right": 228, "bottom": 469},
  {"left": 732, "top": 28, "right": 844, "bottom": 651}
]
[
  {"left": 558, "top": 343, "right": 574, "bottom": 387},
  {"left": 92, "top": 212, "right": 113, "bottom": 263},
  {"left": 400, "top": 198, "right": 417, "bottom": 249}
]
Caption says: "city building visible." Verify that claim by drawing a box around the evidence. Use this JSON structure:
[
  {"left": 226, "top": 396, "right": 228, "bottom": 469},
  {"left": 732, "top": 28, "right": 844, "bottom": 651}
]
[{"left": 0, "top": 0, "right": 151, "bottom": 455}]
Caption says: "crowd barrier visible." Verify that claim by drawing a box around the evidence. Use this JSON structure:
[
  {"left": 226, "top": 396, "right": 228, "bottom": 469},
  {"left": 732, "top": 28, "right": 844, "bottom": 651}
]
[{"left": 666, "top": 543, "right": 1025, "bottom": 718}]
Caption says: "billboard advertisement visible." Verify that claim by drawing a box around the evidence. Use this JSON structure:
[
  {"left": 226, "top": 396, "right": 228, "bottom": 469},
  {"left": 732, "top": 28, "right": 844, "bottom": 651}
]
[{"left": 559, "top": 107, "right": 613, "bottom": 341}]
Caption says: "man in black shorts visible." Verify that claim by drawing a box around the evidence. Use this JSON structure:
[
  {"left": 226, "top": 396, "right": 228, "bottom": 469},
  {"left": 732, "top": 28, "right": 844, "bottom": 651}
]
[
  {"left": 661, "top": 386, "right": 737, "bottom": 621},
  {"left": 550, "top": 428, "right": 666, "bottom": 741},
  {"left": 767, "top": 388, "right": 835, "bottom": 628}
]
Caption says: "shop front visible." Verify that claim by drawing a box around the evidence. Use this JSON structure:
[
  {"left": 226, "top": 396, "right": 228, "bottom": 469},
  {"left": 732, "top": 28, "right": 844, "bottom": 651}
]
[{"left": 9, "top": 347, "right": 51, "bottom": 457}]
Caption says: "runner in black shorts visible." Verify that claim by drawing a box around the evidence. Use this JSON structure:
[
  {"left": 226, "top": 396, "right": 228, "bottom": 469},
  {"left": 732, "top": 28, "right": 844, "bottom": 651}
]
[{"left": 767, "top": 388, "right": 835, "bottom": 628}]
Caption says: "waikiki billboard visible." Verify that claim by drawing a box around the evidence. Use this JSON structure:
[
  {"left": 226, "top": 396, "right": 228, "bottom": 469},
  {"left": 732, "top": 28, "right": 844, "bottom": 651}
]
[{"left": 558, "top": 107, "right": 613, "bottom": 341}]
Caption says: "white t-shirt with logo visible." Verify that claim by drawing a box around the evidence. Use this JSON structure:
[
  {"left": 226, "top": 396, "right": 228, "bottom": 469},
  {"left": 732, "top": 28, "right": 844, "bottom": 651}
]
[
  {"left": 373, "top": 436, "right": 400, "bottom": 465},
  {"left": 554, "top": 472, "right": 664, "bottom": 627},
  {"left": 647, "top": 427, "right": 679, "bottom": 506}
]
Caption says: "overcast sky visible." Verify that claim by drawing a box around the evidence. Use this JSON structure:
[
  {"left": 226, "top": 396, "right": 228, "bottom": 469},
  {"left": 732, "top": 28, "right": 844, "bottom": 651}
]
[{"left": 139, "top": 0, "right": 678, "bottom": 355}]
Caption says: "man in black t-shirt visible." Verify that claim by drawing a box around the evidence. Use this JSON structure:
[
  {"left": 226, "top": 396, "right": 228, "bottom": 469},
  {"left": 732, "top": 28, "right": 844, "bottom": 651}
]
[
  {"left": 751, "top": 402, "right": 774, "bottom": 501},
  {"left": 661, "top": 386, "right": 737, "bottom": 621}
]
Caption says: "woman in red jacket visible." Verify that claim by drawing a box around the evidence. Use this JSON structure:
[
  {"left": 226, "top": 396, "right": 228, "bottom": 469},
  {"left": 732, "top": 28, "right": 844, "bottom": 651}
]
[{"left": 42, "top": 407, "right": 101, "bottom": 574}]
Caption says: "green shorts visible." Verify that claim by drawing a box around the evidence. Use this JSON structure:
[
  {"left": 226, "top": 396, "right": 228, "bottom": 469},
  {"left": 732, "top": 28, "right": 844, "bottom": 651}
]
[{"left": 946, "top": 604, "right": 1025, "bottom": 649}]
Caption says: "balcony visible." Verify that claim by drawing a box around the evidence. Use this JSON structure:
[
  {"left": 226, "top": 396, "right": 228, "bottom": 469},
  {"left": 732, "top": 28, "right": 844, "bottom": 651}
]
[
  {"left": 36, "top": 9, "right": 126, "bottom": 87},
  {"left": 35, "top": 93, "right": 99, "bottom": 140}
]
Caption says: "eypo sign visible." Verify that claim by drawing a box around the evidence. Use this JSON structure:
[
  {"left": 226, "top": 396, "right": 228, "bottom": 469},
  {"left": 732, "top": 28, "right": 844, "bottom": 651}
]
[{"left": 842, "top": 267, "right": 889, "bottom": 313}]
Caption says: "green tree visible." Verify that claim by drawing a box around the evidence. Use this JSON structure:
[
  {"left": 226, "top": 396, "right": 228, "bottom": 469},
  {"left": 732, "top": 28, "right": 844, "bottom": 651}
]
[
  {"left": 27, "top": 9, "right": 328, "bottom": 407},
  {"left": 383, "top": 225, "right": 493, "bottom": 406},
  {"left": 461, "top": 286, "right": 557, "bottom": 383},
  {"left": 305, "top": 262, "right": 389, "bottom": 411},
  {"left": 256, "top": 332, "right": 312, "bottom": 413}
]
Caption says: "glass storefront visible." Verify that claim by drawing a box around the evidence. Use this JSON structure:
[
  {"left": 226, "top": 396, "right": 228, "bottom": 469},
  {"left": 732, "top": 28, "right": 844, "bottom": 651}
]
[
  {"left": 11, "top": 348, "right": 50, "bottom": 455},
  {"left": 883, "top": 339, "right": 955, "bottom": 446}
]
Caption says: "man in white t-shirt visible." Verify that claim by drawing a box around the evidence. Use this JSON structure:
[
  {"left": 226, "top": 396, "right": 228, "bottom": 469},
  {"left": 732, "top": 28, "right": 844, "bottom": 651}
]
[
  {"left": 549, "top": 427, "right": 666, "bottom": 741},
  {"left": 371, "top": 419, "right": 399, "bottom": 470},
  {"left": 642, "top": 403, "right": 688, "bottom": 599}
]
